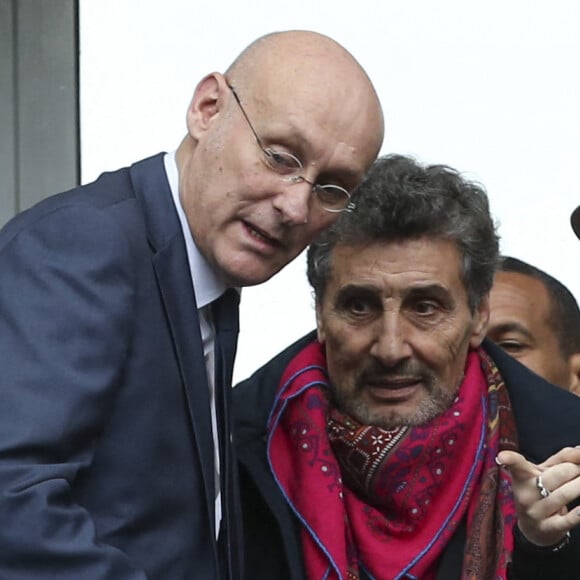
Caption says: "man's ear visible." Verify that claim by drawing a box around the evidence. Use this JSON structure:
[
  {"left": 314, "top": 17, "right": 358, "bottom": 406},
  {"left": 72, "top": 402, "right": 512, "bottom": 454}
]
[
  {"left": 185, "top": 72, "right": 227, "bottom": 139},
  {"left": 567, "top": 353, "right": 580, "bottom": 396},
  {"left": 315, "top": 300, "right": 326, "bottom": 344},
  {"left": 469, "top": 295, "right": 490, "bottom": 348}
]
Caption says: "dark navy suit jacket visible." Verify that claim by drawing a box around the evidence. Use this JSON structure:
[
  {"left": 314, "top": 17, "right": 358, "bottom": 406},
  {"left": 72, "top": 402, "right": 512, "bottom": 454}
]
[{"left": 0, "top": 154, "right": 219, "bottom": 578}]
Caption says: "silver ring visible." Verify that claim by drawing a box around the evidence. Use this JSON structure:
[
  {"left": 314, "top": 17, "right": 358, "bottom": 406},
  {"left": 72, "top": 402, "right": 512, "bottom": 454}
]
[{"left": 536, "top": 475, "right": 550, "bottom": 499}]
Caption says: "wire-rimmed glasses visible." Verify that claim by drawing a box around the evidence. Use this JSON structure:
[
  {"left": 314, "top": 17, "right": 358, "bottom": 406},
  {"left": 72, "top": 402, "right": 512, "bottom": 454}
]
[{"left": 227, "top": 83, "right": 353, "bottom": 213}]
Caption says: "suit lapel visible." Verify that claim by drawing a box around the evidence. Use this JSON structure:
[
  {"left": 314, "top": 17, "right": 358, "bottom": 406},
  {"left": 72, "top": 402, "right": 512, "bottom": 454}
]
[
  {"left": 130, "top": 154, "right": 217, "bottom": 537},
  {"left": 153, "top": 244, "right": 216, "bottom": 521}
]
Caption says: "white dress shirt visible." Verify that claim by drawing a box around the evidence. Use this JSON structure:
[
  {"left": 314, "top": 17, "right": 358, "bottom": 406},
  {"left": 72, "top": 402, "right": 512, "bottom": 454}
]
[{"left": 164, "top": 151, "right": 229, "bottom": 535}]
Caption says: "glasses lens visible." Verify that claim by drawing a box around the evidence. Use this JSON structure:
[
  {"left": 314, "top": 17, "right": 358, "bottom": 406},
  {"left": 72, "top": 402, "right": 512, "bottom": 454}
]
[
  {"left": 263, "top": 149, "right": 302, "bottom": 175},
  {"left": 314, "top": 185, "right": 351, "bottom": 212}
]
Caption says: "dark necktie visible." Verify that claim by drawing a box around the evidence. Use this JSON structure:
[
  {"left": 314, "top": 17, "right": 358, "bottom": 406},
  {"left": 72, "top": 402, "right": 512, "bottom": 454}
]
[{"left": 212, "top": 289, "right": 243, "bottom": 580}]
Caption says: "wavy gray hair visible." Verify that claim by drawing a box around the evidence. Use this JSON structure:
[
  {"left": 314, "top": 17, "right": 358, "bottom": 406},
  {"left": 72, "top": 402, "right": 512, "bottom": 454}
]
[{"left": 307, "top": 154, "right": 500, "bottom": 312}]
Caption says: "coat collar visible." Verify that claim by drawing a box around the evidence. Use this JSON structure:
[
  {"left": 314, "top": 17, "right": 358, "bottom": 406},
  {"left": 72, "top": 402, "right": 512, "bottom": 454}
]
[{"left": 483, "top": 338, "right": 580, "bottom": 462}]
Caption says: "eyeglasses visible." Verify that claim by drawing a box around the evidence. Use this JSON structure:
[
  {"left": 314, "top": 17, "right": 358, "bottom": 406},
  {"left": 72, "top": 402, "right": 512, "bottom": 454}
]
[{"left": 227, "top": 83, "right": 353, "bottom": 213}]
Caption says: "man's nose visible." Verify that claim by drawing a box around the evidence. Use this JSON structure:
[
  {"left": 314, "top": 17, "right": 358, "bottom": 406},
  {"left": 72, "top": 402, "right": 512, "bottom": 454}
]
[
  {"left": 272, "top": 177, "right": 312, "bottom": 225},
  {"left": 369, "top": 312, "right": 413, "bottom": 366}
]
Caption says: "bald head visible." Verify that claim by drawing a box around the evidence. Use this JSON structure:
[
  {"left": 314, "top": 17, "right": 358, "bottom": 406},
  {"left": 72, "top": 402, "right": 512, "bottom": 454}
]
[
  {"left": 227, "top": 30, "right": 373, "bottom": 82},
  {"left": 176, "top": 30, "right": 384, "bottom": 287},
  {"left": 226, "top": 30, "right": 384, "bottom": 158}
]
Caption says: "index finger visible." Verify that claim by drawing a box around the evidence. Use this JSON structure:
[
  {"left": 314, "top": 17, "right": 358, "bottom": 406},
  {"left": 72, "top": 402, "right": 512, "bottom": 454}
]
[{"left": 539, "top": 446, "right": 580, "bottom": 470}]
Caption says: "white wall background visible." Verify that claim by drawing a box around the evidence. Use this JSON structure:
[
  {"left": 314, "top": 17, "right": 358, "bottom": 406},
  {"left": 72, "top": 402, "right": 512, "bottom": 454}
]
[{"left": 80, "top": 0, "right": 580, "bottom": 383}]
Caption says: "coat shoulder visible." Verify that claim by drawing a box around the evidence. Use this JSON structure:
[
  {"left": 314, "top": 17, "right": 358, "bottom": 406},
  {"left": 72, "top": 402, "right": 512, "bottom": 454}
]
[{"left": 233, "top": 331, "right": 318, "bottom": 444}]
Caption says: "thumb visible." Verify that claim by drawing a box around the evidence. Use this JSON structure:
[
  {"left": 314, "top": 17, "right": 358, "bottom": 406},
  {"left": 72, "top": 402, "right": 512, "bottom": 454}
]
[
  {"left": 496, "top": 450, "right": 541, "bottom": 482},
  {"left": 497, "top": 450, "right": 525, "bottom": 467}
]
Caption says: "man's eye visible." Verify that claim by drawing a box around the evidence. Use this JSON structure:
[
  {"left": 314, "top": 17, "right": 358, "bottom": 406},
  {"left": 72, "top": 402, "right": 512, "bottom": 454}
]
[
  {"left": 414, "top": 301, "right": 437, "bottom": 316},
  {"left": 338, "top": 296, "right": 375, "bottom": 317},
  {"left": 264, "top": 148, "right": 302, "bottom": 173},
  {"left": 348, "top": 298, "right": 369, "bottom": 314},
  {"left": 496, "top": 340, "right": 525, "bottom": 353}
]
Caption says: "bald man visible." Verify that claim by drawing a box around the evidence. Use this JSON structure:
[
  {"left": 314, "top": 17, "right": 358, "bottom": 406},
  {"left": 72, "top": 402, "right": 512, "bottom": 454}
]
[
  {"left": 487, "top": 256, "right": 580, "bottom": 393},
  {"left": 0, "top": 31, "right": 384, "bottom": 580}
]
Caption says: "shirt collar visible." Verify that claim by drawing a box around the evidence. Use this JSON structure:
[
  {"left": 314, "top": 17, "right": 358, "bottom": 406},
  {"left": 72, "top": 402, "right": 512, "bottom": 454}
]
[{"left": 164, "top": 151, "right": 228, "bottom": 308}]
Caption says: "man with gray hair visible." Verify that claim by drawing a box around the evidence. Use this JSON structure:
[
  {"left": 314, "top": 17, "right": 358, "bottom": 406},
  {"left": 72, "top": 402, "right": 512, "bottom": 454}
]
[{"left": 234, "top": 155, "right": 580, "bottom": 579}]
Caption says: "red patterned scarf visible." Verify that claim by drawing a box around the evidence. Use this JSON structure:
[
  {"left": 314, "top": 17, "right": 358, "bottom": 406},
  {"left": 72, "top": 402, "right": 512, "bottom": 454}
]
[{"left": 267, "top": 341, "right": 518, "bottom": 580}]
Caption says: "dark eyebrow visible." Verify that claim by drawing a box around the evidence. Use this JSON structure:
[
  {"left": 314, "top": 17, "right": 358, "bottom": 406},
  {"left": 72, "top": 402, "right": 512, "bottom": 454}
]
[
  {"left": 406, "top": 283, "right": 451, "bottom": 296},
  {"left": 335, "top": 284, "right": 380, "bottom": 300},
  {"left": 487, "top": 321, "right": 534, "bottom": 341},
  {"left": 333, "top": 282, "right": 456, "bottom": 308},
  {"left": 405, "top": 283, "right": 455, "bottom": 307}
]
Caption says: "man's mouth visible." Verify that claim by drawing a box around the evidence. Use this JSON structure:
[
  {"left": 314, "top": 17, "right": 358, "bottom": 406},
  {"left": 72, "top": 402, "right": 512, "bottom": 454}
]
[
  {"left": 364, "top": 376, "right": 424, "bottom": 402},
  {"left": 366, "top": 376, "right": 423, "bottom": 389},
  {"left": 244, "top": 221, "right": 281, "bottom": 247}
]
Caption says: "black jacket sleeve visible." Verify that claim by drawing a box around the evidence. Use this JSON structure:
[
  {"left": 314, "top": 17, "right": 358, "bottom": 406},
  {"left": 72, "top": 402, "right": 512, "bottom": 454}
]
[{"left": 508, "top": 525, "right": 580, "bottom": 580}]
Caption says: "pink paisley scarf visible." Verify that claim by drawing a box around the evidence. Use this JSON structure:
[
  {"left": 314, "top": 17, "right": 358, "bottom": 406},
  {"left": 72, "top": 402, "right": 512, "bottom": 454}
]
[{"left": 267, "top": 341, "right": 518, "bottom": 580}]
